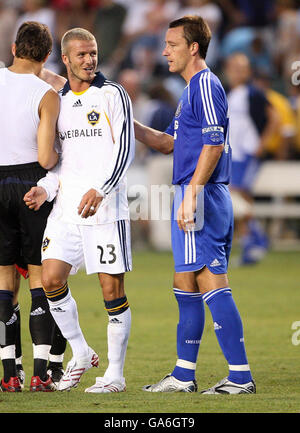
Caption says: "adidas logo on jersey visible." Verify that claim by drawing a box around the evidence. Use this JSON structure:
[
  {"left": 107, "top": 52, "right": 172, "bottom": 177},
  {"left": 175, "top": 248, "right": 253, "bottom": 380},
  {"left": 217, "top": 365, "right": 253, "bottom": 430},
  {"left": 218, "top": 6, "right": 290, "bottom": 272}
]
[
  {"left": 210, "top": 258, "right": 221, "bottom": 267},
  {"left": 73, "top": 99, "right": 82, "bottom": 107},
  {"left": 214, "top": 322, "right": 222, "bottom": 331},
  {"left": 30, "top": 307, "right": 46, "bottom": 316}
]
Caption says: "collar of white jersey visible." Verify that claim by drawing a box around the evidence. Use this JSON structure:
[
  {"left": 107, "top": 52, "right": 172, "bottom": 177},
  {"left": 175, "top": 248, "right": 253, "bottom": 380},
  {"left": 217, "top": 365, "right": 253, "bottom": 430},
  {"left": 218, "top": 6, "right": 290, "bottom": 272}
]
[{"left": 61, "top": 71, "right": 106, "bottom": 96}]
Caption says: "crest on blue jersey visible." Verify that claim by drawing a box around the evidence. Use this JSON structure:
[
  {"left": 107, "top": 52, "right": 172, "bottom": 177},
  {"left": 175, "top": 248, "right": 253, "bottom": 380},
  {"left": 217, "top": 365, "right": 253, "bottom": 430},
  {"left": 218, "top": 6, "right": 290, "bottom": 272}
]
[{"left": 87, "top": 110, "right": 100, "bottom": 126}]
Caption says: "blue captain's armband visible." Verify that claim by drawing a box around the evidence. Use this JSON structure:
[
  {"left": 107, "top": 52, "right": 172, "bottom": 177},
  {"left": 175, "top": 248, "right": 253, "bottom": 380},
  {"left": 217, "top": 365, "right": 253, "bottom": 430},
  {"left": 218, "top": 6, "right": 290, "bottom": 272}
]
[{"left": 202, "top": 125, "right": 224, "bottom": 145}]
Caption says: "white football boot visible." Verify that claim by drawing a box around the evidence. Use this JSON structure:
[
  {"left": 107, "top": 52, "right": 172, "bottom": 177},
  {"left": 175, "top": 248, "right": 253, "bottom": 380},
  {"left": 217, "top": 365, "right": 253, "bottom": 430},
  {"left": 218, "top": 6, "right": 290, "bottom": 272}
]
[
  {"left": 58, "top": 347, "right": 99, "bottom": 391},
  {"left": 201, "top": 377, "right": 256, "bottom": 394},
  {"left": 143, "top": 374, "right": 197, "bottom": 393},
  {"left": 85, "top": 376, "right": 126, "bottom": 393}
]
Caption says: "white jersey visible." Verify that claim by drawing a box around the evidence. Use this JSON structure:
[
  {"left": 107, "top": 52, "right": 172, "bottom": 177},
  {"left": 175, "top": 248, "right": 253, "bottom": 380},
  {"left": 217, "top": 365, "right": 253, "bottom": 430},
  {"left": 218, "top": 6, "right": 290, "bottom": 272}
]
[
  {"left": 227, "top": 84, "right": 260, "bottom": 162},
  {"left": 38, "top": 72, "right": 135, "bottom": 225},
  {"left": 0, "top": 68, "right": 52, "bottom": 165}
]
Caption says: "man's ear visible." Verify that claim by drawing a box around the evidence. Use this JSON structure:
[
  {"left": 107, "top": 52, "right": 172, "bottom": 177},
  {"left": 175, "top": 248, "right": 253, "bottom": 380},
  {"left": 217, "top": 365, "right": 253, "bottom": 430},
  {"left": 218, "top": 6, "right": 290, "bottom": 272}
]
[
  {"left": 190, "top": 42, "right": 199, "bottom": 57},
  {"left": 43, "top": 51, "right": 51, "bottom": 64},
  {"left": 11, "top": 43, "right": 16, "bottom": 57},
  {"left": 61, "top": 53, "right": 68, "bottom": 66}
]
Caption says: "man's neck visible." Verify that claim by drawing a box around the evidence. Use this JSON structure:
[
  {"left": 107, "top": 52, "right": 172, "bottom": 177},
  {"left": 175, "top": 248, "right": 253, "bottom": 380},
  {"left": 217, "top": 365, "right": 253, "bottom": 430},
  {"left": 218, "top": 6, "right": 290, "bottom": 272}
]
[
  {"left": 8, "top": 57, "right": 43, "bottom": 76},
  {"left": 181, "top": 58, "right": 208, "bottom": 84},
  {"left": 68, "top": 75, "right": 95, "bottom": 93}
]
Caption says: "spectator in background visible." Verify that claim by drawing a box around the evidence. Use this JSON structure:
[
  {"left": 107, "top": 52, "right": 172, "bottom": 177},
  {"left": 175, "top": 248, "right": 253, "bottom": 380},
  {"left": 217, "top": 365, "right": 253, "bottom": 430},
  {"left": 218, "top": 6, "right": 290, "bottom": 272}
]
[
  {"left": 118, "top": 70, "right": 176, "bottom": 251},
  {"left": 53, "top": 0, "right": 95, "bottom": 39},
  {"left": 146, "top": 81, "right": 176, "bottom": 135},
  {"left": 14, "top": 0, "right": 59, "bottom": 72},
  {"left": 224, "top": 52, "right": 278, "bottom": 265},
  {"left": 118, "top": 68, "right": 152, "bottom": 250},
  {"left": 120, "top": 0, "right": 179, "bottom": 81},
  {"left": 246, "top": 31, "right": 274, "bottom": 77},
  {"left": 291, "top": 83, "right": 300, "bottom": 159},
  {"left": 92, "top": 0, "right": 127, "bottom": 77},
  {"left": 254, "top": 72, "right": 296, "bottom": 161},
  {"left": 118, "top": 68, "right": 151, "bottom": 140},
  {"left": 52, "top": 0, "right": 95, "bottom": 74},
  {"left": 217, "top": 0, "right": 276, "bottom": 29},
  {"left": 218, "top": 0, "right": 276, "bottom": 77},
  {"left": 144, "top": 81, "right": 176, "bottom": 251},
  {"left": 273, "top": 0, "right": 300, "bottom": 77},
  {"left": 0, "top": 1, "right": 18, "bottom": 67},
  {"left": 176, "top": 0, "right": 223, "bottom": 68}
]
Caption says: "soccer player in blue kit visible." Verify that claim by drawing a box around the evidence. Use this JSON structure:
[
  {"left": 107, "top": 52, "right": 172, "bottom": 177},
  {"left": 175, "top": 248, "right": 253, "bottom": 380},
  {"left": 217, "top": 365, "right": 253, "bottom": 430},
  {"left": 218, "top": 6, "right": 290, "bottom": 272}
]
[{"left": 134, "top": 16, "right": 256, "bottom": 394}]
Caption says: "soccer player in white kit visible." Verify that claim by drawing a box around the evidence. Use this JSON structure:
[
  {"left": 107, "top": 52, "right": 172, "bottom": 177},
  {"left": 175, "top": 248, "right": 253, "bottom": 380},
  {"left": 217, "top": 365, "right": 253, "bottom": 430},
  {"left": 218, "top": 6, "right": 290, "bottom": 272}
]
[{"left": 24, "top": 28, "right": 135, "bottom": 392}]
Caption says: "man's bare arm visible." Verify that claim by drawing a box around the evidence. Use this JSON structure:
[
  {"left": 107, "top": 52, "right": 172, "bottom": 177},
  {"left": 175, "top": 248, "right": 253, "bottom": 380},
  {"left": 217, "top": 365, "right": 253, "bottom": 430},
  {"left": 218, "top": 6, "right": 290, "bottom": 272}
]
[
  {"left": 39, "top": 68, "right": 67, "bottom": 92},
  {"left": 134, "top": 119, "right": 174, "bottom": 154},
  {"left": 177, "top": 144, "right": 224, "bottom": 231},
  {"left": 189, "top": 144, "right": 224, "bottom": 192},
  {"left": 37, "top": 89, "right": 60, "bottom": 170}
]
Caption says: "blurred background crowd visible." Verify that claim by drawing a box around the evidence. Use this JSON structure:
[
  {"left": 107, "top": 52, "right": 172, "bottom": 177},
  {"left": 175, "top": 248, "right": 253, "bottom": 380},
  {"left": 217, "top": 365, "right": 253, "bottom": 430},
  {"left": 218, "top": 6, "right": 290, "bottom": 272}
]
[{"left": 1, "top": 0, "right": 300, "bottom": 261}]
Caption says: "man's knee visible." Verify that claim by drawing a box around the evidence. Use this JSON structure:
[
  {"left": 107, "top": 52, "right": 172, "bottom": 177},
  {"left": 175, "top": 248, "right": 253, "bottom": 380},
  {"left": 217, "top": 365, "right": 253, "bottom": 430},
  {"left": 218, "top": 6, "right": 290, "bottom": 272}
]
[
  {"left": 196, "top": 267, "right": 229, "bottom": 294},
  {"left": 42, "top": 273, "right": 66, "bottom": 291},
  {"left": 99, "top": 273, "right": 125, "bottom": 301},
  {"left": 173, "top": 272, "right": 198, "bottom": 292},
  {"left": 41, "top": 268, "right": 66, "bottom": 292},
  {"left": 41, "top": 260, "right": 71, "bottom": 291}
]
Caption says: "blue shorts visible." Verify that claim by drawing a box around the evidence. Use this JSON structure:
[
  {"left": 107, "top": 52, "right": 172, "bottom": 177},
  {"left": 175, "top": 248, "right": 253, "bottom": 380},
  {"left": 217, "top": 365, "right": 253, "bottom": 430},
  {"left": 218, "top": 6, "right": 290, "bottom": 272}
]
[
  {"left": 231, "top": 156, "right": 260, "bottom": 192},
  {"left": 171, "top": 183, "right": 234, "bottom": 274}
]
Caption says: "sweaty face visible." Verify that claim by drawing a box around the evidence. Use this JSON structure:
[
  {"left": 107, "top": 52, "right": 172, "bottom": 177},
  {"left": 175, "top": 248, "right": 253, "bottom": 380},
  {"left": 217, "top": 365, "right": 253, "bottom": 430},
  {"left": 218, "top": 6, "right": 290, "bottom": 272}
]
[
  {"left": 63, "top": 39, "right": 98, "bottom": 83},
  {"left": 162, "top": 26, "right": 191, "bottom": 76}
]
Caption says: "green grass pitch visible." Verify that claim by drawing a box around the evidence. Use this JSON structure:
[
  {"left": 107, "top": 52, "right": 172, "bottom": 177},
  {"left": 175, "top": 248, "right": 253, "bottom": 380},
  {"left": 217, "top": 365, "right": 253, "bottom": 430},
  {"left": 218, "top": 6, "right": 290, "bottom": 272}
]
[{"left": 0, "top": 249, "right": 299, "bottom": 413}]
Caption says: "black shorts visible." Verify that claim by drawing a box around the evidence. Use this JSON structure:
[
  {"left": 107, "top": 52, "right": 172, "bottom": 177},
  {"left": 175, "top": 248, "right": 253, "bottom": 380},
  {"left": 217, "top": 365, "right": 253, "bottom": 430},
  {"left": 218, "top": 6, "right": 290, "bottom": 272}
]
[{"left": 0, "top": 162, "right": 53, "bottom": 266}]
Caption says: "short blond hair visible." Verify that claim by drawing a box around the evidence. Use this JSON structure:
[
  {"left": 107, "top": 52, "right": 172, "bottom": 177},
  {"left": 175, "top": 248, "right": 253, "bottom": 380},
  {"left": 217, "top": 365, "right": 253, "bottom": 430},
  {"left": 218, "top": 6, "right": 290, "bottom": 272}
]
[{"left": 61, "top": 28, "right": 96, "bottom": 55}]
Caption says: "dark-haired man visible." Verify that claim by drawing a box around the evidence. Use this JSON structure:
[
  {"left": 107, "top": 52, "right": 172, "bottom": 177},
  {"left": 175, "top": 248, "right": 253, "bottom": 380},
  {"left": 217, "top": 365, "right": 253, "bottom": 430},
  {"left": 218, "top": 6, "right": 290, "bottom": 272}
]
[
  {"left": 134, "top": 16, "right": 256, "bottom": 394},
  {"left": 0, "top": 21, "right": 60, "bottom": 392}
]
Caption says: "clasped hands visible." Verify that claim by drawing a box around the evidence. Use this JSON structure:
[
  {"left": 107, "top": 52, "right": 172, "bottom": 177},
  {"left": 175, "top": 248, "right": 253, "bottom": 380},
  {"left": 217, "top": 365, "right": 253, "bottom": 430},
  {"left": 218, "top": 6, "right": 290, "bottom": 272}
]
[{"left": 23, "top": 187, "right": 103, "bottom": 218}]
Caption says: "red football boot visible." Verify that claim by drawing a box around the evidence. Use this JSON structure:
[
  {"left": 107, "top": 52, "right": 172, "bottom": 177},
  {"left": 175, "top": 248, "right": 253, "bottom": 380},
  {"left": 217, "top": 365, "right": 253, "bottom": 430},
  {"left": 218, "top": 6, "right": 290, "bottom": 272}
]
[
  {"left": 0, "top": 376, "right": 22, "bottom": 392},
  {"left": 30, "top": 375, "right": 56, "bottom": 392}
]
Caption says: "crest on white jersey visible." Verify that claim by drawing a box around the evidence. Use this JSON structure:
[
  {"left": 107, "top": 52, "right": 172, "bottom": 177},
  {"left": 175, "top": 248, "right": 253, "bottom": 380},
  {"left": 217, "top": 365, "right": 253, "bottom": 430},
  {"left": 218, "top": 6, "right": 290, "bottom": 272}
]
[
  {"left": 42, "top": 237, "right": 50, "bottom": 252},
  {"left": 87, "top": 110, "right": 100, "bottom": 126}
]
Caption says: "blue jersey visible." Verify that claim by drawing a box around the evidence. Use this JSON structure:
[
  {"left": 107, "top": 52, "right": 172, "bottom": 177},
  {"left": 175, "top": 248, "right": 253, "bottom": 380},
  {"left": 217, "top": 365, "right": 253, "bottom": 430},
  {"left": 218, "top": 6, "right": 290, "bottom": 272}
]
[{"left": 165, "top": 68, "right": 231, "bottom": 185}]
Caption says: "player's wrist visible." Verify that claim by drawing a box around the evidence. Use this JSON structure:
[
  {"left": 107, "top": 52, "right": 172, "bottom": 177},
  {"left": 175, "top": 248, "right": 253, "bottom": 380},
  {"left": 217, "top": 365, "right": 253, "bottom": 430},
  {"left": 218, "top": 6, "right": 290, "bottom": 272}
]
[
  {"left": 40, "top": 186, "right": 50, "bottom": 201},
  {"left": 36, "top": 181, "right": 50, "bottom": 201},
  {"left": 92, "top": 187, "right": 106, "bottom": 198}
]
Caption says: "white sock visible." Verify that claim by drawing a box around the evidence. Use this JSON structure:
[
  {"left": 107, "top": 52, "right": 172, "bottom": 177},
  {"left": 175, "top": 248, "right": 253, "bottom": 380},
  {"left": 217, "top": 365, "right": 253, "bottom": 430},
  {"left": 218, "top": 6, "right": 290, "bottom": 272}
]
[
  {"left": 47, "top": 291, "right": 89, "bottom": 359},
  {"left": 16, "top": 356, "right": 23, "bottom": 365},
  {"left": 33, "top": 343, "right": 51, "bottom": 360},
  {"left": 104, "top": 308, "right": 131, "bottom": 381},
  {"left": 0, "top": 344, "right": 15, "bottom": 360},
  {"left": 48, "top": 353, "right": 64, "bottom": 363}
]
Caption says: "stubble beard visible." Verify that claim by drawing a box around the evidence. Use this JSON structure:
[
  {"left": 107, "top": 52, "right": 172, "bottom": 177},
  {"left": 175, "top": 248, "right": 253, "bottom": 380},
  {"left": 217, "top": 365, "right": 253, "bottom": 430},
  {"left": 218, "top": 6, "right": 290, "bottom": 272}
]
[{"left": 68, "top": 60, "right": 96, "bottom": 84}]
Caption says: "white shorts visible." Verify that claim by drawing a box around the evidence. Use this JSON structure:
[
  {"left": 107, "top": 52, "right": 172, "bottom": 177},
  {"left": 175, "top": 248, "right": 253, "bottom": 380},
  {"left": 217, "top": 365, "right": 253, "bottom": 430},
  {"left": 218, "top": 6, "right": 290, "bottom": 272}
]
[{"left": 41, "top": 218, "right": 132, "bottom": 275}]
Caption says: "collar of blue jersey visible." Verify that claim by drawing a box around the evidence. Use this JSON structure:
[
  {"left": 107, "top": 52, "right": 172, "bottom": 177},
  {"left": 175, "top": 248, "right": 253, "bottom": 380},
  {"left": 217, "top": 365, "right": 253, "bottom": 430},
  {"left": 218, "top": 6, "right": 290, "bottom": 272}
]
[
  {"left": 61, "top": 71, "right": 106, "bottom": 96},
  {"left": 191, "top": 67, "right": 210, "bottom": 82}
]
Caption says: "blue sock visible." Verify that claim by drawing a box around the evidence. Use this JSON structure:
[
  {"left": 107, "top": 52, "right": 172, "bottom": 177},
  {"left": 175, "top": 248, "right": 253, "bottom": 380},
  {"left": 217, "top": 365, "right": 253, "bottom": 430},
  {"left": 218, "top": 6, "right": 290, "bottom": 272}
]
[
  {"left": 241, "top": 219, "right": 269, "bottom": 264},
  {"left": 203, "top": 287, "right": 252, "bottom": 384},
  {"left": 171, "top": 289, "right": 205, "bottom": 382}
]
